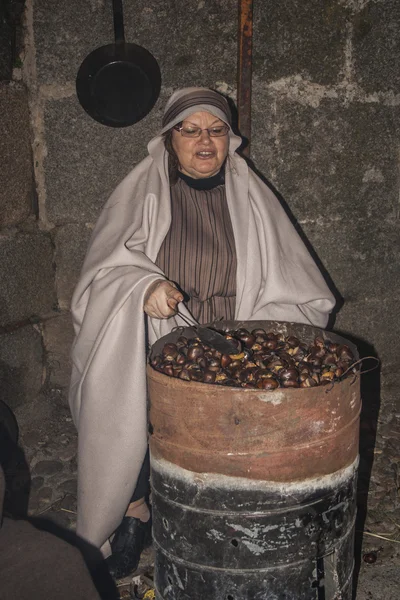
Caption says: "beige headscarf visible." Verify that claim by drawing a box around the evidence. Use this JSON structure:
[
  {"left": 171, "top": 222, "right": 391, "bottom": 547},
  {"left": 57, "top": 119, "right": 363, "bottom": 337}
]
[{"left": 69, "top": 87, "right": 335, "bottom": 549}]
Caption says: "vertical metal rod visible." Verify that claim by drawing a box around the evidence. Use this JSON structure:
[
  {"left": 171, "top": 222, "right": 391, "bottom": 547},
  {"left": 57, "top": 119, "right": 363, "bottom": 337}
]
[
  {"left": 112, "top": 0, "right": 125, "bottom": 44},
  {"left": 237, "top": 0, "right": 253, "bottom": 156}
]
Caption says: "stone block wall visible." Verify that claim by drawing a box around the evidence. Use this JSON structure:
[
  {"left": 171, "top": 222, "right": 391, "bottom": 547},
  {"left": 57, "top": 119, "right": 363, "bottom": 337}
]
[{"left": 1, "top": 0, "right": 399, "bottom": 523}]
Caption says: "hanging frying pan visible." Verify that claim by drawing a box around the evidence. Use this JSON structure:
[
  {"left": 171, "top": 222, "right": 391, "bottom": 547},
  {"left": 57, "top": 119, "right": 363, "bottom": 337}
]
[{"left": 76, "top": 0, "right": 161, "bottom": 127}]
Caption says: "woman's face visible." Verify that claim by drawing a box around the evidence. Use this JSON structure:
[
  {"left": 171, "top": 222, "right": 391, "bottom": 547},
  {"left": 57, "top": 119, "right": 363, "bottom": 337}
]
[{"left": 171, "top": 111, "right": 229, "bottom": 179}]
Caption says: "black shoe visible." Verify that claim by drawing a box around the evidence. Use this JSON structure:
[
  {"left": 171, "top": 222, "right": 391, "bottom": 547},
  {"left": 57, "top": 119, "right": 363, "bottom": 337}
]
[{"left": 106, "top": 516, "right": 152, "bottom": 579}]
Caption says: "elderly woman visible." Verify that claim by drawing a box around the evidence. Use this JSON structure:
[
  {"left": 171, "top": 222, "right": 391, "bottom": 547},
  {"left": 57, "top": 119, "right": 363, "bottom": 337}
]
[{"left": 68, "top": 87, "right": 335, "bottom": 578}]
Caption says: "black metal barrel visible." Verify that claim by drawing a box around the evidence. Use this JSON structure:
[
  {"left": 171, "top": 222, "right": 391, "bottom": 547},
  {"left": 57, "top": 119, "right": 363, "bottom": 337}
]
[{"left": 148, "top": 321, "right": 361, "bottom": 600}]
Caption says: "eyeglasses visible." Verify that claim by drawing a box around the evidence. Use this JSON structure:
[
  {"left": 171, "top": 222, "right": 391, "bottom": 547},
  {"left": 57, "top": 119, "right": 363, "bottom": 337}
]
[{"left": 174, "top": 124, "right": 229, "bottom": 138}]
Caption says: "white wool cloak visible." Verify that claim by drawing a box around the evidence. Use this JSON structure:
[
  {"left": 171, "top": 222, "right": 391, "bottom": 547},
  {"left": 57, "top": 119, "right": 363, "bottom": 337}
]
[{"left": 68, "top": 117, "right": 335, "bottom": 549}]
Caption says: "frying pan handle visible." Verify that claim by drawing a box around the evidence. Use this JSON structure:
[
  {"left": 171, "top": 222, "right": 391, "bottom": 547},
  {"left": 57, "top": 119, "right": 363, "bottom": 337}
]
[{"left": 112, "top": 0, "right": 125, "bottom": 44}]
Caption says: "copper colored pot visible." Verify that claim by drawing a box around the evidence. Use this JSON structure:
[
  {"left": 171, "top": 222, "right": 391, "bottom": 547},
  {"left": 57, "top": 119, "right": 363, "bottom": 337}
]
[{"left": 148, "top": 320, "right": 361, "bottom": 483}]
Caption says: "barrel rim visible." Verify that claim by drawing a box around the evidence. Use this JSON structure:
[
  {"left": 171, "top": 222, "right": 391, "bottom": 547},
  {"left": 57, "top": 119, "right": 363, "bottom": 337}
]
[{"left": 148, "top": 319, "right": 359, "bottom": 393}]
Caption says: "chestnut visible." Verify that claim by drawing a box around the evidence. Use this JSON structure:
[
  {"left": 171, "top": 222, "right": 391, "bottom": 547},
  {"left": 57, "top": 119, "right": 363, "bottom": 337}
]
[
  {"left": 220, "top": 354, "right": 232, "bottom": 368},
  {"left": 293, "top": 346, "right": 307, "bottom": 361},
  {"left": 229, "top": 359, "right": 243, "bottom": 370},
  {"left": 239, "top": 368, "right": 258, "bottom": 383},
  {"left": 308, "top": 356, "right": 323, "bottom": 368},
  {"left": 162, "top": 343, "right": 178, "bottom": 360},
  {"left": 314, "top": 336, "right": 325, "bottom": 349},
  {"left": 279, "top": 368, "right": 299, "bottom": 381},
  {"left": 187, "top": 345, "right": 204, "bottom": 361},
  {"left": 257, "top": 377, "right": 279, "bottom": 390},
  {"left": 363, "top": 552, "right": 377, "bottom": 564},
  {"left": 187, "top": 338, "right": 201, "bottom": 347},
  {"left": 223, "top": 378, "right": 238, "bottom": 387},
  {"left": 208, "top": 357, "right": 221, "bottom": 368},
  {"left": 327, "top": 342, "right": 340, "bottom": 353},
  {"left": 186, "top": 361, "right": 201, "bottom": 371},
  {"left": 190, "top": 370, "right": 205, "bottom": 382},
  {"left": 324, "top": 353, "right": 338, "bottom": 366},
  {"left": 176, "top": 336, "right": 188, "bottom": 348},
  {"left": 321, "top": 370, "right": 335, "bottom": 381},
  {"left": 254, "top": 356, "right": 268, "bottom": 369},
  {"left": 225, "top": 336, "right": 242, "bottom": 352},
  {"left": 178, "top": 368, "right": 191, "bottom": 381},
  {"left": 278, "top": 351, "right": 295, "bottom": 366},
  {"left": 215, "top": 372, "right": 229, "bottom": 383},
  {"left": 251, "top": 342, "right": 263, "bottom": 352},
  {"left": 242, "top": 333, "right": 256, "bottom": 348},
  {"left": 310, "top": 345, "right": 326, "bottom": 359},
  {"left": 300, "top": 376, "right": 317, "bottom": 388},
  {"left": 196, "top": 356, "right": 208, "bottom": 369},
  {"left": 176, "top": 352, "right": 187, "bottom": 365},
  {"left": 163, "top": 364, "right": 174, "bottom": 377},
  {"left": 203, "top": 370, "right": 216, "bottom": 383},
  {"left": 226, "top": 365, "right": 240, "bottom": 379},
  {"left": 265, "top": 331, "right": 277, "bottom": 339},
  {"left": 282, "top": 379, "right": 300, "bottom": 388},
  {"left": 151, "top": 355, "right": 162, "bottom": 368},
  {"left": 338, "top": 345, "right": 354, "bottom": 361},
  {"left": 269, "top": 359, "right": 285, "bottom": 373},
  {"left": 264, "top": 339, "right": 278, "bottom": 351},
  {"left": 251, "top": 328, "right": 267, "bottom": 337},
  {"left": 311, "top": 373, "right": 320, "bottom": 384}
]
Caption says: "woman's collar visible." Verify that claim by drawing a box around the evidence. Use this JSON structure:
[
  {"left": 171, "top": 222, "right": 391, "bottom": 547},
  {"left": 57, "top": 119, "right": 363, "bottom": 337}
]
[{"left": 177, "top": 165, "right": 225, "bottom": 190}]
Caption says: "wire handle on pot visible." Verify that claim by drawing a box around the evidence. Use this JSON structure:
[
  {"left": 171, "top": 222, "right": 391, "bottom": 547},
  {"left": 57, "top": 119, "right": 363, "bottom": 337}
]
[
  {"left": 342, "top": 356, "right": 380, "bottom": 379},
  {"left": 324, "top": 356, "right": 380, "bottom": 393}
]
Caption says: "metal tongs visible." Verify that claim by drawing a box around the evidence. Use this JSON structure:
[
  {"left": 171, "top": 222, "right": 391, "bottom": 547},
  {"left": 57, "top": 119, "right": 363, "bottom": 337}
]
[{"left": 175, "top": 305, "right": 239, "bottom": 355}]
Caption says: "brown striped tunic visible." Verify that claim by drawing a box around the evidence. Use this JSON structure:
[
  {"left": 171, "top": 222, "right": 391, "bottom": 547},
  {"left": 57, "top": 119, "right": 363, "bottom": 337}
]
[{"left": 155, "top": 172, "right": 237, "bottom": 324}]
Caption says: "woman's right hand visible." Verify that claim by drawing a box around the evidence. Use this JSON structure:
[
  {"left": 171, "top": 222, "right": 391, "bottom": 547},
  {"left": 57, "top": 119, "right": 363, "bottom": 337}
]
[{"left": 144, "top": 279, "right": 184, "bottom": 319}]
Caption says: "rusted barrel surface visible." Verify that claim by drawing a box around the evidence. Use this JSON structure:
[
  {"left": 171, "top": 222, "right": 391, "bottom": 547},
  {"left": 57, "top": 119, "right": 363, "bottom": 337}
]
[{"left": 148, "top": 321, "right": 361, "bottom": 600}]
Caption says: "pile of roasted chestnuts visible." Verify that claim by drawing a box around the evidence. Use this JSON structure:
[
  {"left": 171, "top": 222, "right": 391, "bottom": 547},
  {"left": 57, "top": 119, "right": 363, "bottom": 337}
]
[{"left": 150, "top": 327, "right": 357, "bottom": 390}]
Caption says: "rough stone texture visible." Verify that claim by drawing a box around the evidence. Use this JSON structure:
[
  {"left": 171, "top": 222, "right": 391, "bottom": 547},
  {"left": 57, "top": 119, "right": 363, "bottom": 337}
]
[
  {"left": 353, "top": 0, "right": 400, "bottom": 94},
  {"left": 0, "top": 82, "right": 33, "bottom": 226},
  {"left": 14, "top": 392, "right": 78, "bottom": 513},
  {"left": 0, "top": 0, "right": 26, "bottom": 80},
  {"left": 253, "top": 97, "right": 399, "bottom": 222},
  {"left": 33, "top": 459, "right": 63, "bottom": 476},
  {"left": 34, "top": 0, "right": 236, "bottom": 88},
  {"left": 0, "top": 2, "right": 12, "bottom": 79},
  {"left": 253, "top": 0, "right": 350, "bottom": 85},
  {"left": 356, "top": 550, "right": 400, "bottom": 600},
  {"left": 58, "top": 478, "right": 77, "bottom": 495},
  {"left": 34, "top": 0, "right": 113, "bottom": 86},
  {"left": 53, "top": 224, "right": 93, "bottom": 308},
  {"left": 338, "top": 296, "right": 398, "bottom": 354},
  {"left": 0, "top": 231, "right": 57, "bottom": 325},
  {"left": 299, "top": 224, "right": 400, "bottom": 333},
  {"left": 122, "top": 0, "right": 236, "bottom": 89},
  {"left": 44, "top": 93, "right": 158, "bottom": 225},
  {"left": 42, "top": 313, "right": 74, "bottom": 389},
  {"left": 0, "top": 326, "right": 43, "bottom": 410}
]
